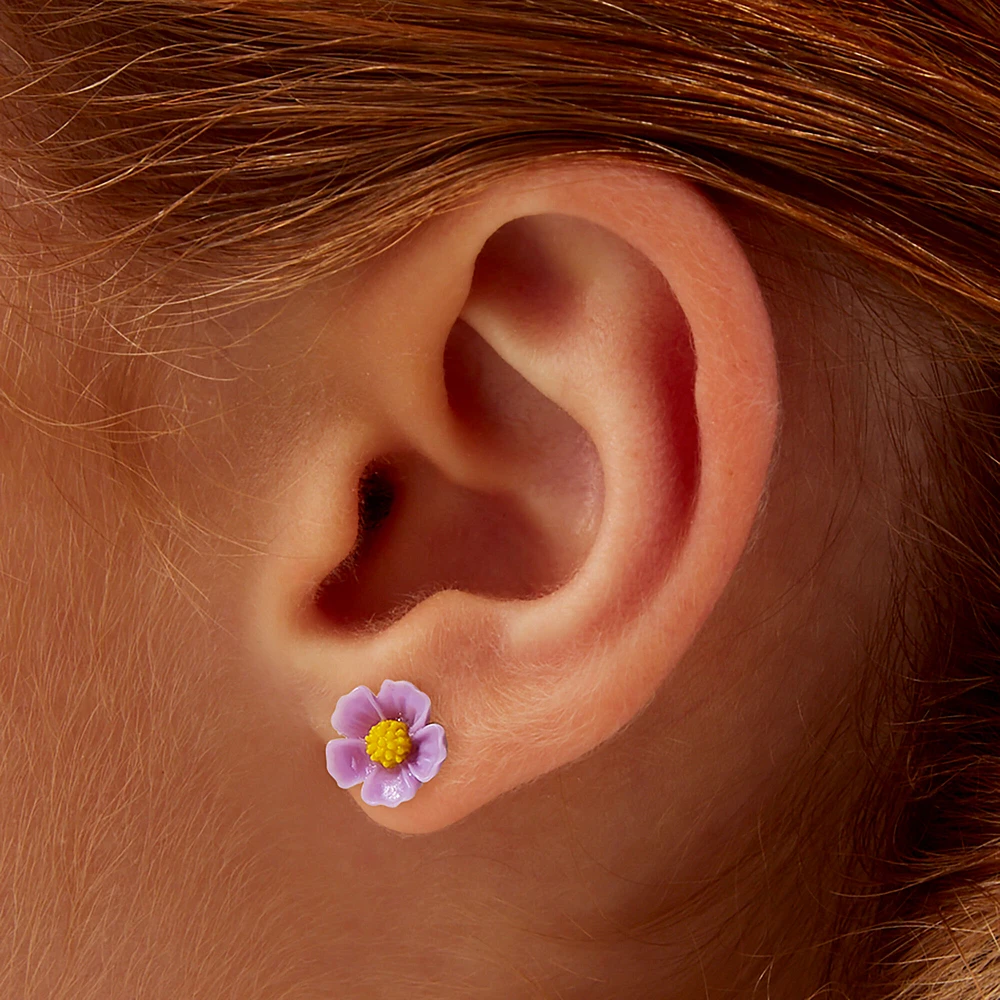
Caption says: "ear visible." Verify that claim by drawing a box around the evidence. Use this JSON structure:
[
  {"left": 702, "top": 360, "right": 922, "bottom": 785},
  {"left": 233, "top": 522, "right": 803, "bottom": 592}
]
[{"left": 250, "top": 158, "right": 778, "bottom": 835}]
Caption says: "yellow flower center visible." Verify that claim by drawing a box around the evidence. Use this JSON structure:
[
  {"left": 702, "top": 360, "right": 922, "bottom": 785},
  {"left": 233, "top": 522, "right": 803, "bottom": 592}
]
[{"left": 365, "top": 718, "right": 412, "bottom": 768}]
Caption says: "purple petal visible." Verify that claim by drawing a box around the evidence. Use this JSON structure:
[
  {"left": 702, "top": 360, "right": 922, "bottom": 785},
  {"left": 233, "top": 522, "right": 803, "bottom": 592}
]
[
  {"left": 326, "top": 738, "right": 375, "bottom": 789},
  {"left": 361, "top": 763, "right": 420, "bottom": 808},
  {"left": 376, "top": 679, "right": 431, "bottom": 732},
  {"left": 330, "top": 685, "right": 383, "bottom": 738},
  {"left": 406, "top": 723, "right": 447, "bottom": 783}
]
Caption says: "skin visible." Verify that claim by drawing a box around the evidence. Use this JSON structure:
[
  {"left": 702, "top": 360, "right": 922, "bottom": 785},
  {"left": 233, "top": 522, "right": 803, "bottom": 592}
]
[{"left": 0, "top": 159, "right": 929, "bottom": 998}]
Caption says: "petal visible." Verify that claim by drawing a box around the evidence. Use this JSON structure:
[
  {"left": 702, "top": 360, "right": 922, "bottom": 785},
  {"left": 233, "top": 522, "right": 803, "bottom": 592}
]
[
  {"left": 406, "top": 723, "right": 447, "bottom": 783},
  {"left": 330, "top": 685, "right": 383, "bottom": 738},
  {"left": 361, "top": 763, "right": 420, "bottom": 808},
  {"left": 376, "top": 679, "right": 431, "bottom": 732},
  {"left": 326, "top": 739, "right": 375, "bottom": 789}
]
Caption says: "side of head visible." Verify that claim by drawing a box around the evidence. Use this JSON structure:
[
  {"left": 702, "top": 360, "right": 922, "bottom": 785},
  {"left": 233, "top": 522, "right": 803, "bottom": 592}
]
[{"left": 1, "top": 3, "right": 999, "bottom": 998}]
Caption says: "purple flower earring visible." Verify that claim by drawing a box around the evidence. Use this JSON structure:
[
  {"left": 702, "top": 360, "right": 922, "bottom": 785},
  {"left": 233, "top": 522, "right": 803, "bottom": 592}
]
[{"left": 325, "top": 679, "right": 448, "bottom": 808}]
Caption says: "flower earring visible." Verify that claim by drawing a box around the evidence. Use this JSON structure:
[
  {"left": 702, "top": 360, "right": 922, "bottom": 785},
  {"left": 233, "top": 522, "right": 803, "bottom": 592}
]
[{"left": 325, "top": 679, "right": 448, "bottom": 808}]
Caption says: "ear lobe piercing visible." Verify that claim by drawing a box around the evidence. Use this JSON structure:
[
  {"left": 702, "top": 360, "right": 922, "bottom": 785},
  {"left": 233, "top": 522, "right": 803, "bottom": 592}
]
[{"left": 325, "top": 680, "right": 448, "bottom": 808}]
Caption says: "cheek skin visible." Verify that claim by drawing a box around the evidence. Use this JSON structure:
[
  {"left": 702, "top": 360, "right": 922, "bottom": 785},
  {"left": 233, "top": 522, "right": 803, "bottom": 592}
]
[
  {"left": 0, "top": 314, "right": 352, "bottom": 995},
  {"left": 0, "top": 434, "right": 380, "bottom": 997}
]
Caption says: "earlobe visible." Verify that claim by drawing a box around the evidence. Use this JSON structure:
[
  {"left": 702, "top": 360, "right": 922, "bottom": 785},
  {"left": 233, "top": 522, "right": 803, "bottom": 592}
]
[{"left": 251, "top": 160, "right": 778, "bottom": 835}]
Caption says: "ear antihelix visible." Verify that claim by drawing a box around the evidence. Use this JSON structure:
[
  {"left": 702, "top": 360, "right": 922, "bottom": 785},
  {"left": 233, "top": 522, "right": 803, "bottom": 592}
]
[{"left": 312, "top": 312, "right": 603, "bottom": 634}]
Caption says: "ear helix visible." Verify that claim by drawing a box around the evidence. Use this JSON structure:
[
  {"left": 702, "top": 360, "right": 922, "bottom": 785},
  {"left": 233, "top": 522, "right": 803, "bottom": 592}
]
[{"left": 325, "top": 679, "right": 448, "bottom": 808}]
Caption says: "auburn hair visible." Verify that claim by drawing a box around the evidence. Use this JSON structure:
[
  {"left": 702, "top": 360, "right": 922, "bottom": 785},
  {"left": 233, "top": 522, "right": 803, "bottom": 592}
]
[{"left": 3, "top": 1, "right": 1000, "bottom": 996}]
